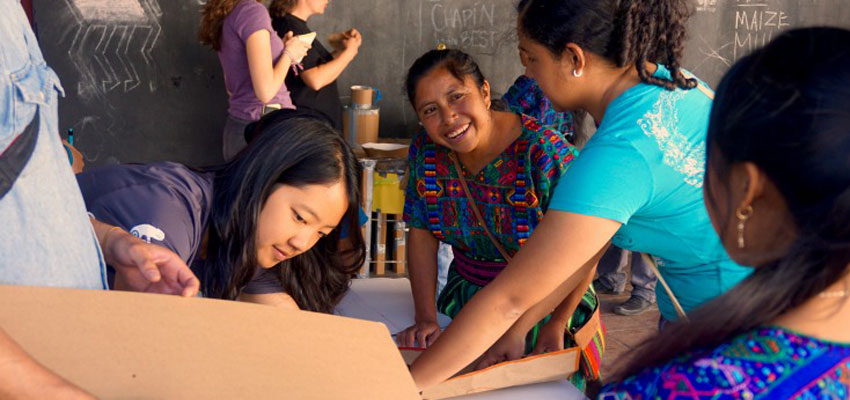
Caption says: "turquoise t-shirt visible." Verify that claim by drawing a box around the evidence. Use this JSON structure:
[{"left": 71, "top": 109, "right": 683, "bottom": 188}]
[{"left": 549, "top": 66, "right": 752, "bottom": 321}]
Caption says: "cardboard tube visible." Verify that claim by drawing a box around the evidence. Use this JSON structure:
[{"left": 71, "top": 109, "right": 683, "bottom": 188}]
[{"left": 351, "top": 85, "right": 374, "bottom": 108}]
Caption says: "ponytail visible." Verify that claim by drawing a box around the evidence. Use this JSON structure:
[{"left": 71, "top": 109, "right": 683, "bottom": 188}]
[{"left": 517, "top": 0, "right": 696, "bottom": 90}]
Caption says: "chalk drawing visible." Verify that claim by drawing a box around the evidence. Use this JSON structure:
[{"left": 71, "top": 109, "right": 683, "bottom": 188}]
[
  {"left": 694, "top": 35, "right": 732, "bottom": 69},
  {"left": 697, "top": 0, "right": 718, "bottom": 12},
  {"left": 732, "top": 2, "right": 791, "bottom": 61},
  {"left": 63, "top": 0, "right": 162, "bottom": 99},
  {"left": 426, "top": 0, "right": 505, "bottom": 54}
]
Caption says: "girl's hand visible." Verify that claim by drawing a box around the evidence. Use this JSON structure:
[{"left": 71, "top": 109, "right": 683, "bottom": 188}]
[
  {"left": 341, "top": 28, "right": 362, "bottom": 53},
  {"left": 474, "top": 331, "right": 525, "bottom": 370},
  {"left": 531, "top": 319, "right": 566, "bottom": 355},
  {"left": 282, "top": 31, "right": 310, "bottom": 64},
  {"left": 397, "top": 320, "right": 442, "bottom": 348},
  {"left": 103, "top": 228, "right": 200, "bottom": 297}
]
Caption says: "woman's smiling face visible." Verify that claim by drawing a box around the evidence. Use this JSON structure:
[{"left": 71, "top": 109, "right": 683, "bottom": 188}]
[{"left": 413, "top": 66, "right": 492, "bottom": 154}]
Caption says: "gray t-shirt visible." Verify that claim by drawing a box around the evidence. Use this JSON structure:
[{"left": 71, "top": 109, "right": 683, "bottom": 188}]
[{"left": 77, "top": 162, "right": 281, "bottom": 295}]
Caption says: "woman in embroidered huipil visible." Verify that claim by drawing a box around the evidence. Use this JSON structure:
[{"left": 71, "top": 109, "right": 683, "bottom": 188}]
[{"left": 397, "top": 49, "right": 599, "bottom": 390}]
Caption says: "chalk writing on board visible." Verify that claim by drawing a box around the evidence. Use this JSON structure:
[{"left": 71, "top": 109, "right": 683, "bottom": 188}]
[
  {"left": 63, "top": 0, "right": 163, "bottom": 100},
  {"left": 732, "top": 0, "right": 790, "bottom": 60},
  {"left": 696, "top": 0, "right": 718, "bottom": 12},
  {"left": 427, "top": 0, "right": 502, "bottom": 52}
]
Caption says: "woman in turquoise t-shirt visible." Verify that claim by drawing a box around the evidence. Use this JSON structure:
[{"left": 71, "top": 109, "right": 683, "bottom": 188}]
[
  {"left": 409, "top": 0, "right": 751, "bottom": 389},
  {"left": 601, "top": 27, "right": 850, "bottom": 399}
]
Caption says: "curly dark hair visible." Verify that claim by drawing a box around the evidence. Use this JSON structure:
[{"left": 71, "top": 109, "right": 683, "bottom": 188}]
[
  {"left": 269, "top": 0, "right": 297, "bottom": 17},
  {"left": 199, "top": 0, "right": 263, "bottom": 51},
  {"left": 517, "top": 0, "right": 696, "bottom": 91}
]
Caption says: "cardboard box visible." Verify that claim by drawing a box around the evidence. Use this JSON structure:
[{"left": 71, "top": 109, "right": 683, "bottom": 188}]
[{"left": 0, "top": 285, "right": 420, "bottom": 399}]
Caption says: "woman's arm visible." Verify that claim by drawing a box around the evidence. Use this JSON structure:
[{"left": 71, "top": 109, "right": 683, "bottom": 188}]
[
  {"left": 475, "top": 246, "right": 605, "bottom": 368},
  {"left": 0, "top": 327, "right": 94, "bottom": 399},
  {"left": 396, "top": 227, "right": 442, "bottom": 348},
  {"left": 409, "top": 210, "right": 621, "bottom": 389},
  {"left": 300, "top": 29, "right": 361, "bottom": 91},
  {"left": 532, "top": 261, "right": 599, "bottom": 355},
  {"left": 245, "top": 30, "right": 308, "bottom": 103}
]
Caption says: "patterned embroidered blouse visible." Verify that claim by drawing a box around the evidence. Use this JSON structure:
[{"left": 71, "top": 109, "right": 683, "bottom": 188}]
[
  {"left": 403, "top": 114, "right": 578, "bottom": 262},
  {"left": 598, "top": 326, "right": 850, "bottom": 399}
]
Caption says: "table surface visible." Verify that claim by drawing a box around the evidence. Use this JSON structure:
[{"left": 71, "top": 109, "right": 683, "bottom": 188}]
[{"left": 335, "top": 278, "right": 588, "bottom": 400}]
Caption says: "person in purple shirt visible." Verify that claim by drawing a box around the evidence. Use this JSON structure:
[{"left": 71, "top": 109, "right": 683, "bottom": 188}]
[
  {"left": 78, "top": 117, "right": 365, "bottom": 313},
  {"left": 200, "top": 0, "right": 310, "bottom": 161}
]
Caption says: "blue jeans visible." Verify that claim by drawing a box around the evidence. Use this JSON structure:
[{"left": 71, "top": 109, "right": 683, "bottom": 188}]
[
  {"left": 0, "top": 0, "right": 106, "bottom": 289},
  {"left": 597, "top": 246, "right": 656, "bottom": 302}
]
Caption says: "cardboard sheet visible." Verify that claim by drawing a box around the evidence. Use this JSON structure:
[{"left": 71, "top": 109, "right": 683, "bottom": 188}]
[
  {"left": 401, "top": 348, "right": 580, "bottom": 400},
  {"left": 0, "top": 285, "right": 420, "bottom": 399}
]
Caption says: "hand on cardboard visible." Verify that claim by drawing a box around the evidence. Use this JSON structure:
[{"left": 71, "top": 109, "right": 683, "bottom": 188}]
[
  {"left": 530, "top": 319, "right": 566, "bottom": 356},
  {"left": 474, "top": 331, "right": 525, "bottom": 370},
  {"left": 103, "top": 228, "right": 200, "bottom": 297},
  {"left": 282, "top": 31, "right": 310, "bottom": 64},
  {"left": 397, "top": 320, "right": 441, "bottom": 348}
]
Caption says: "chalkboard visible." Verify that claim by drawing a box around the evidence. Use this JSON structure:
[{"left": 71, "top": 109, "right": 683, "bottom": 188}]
[
  {"left": 684, "top": 0, "right": 850, "bottom": 88},
  {"left": 33, "top": 0, "right": 850, "bottom": 166}
]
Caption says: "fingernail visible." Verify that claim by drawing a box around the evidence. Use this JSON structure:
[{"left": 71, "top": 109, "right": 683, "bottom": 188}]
[{"left": 145, "top": 269, "right": 160, "bottom": 281}]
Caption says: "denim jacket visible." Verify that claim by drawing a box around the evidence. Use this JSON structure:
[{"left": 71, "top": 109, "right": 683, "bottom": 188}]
[{"left": 0, "top": 0, "right": 106, "bottom": 289}]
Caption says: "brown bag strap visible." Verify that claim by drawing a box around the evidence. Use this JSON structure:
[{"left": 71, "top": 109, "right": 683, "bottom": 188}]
[
  {"left": 450, "top": 152, "right": 602, "bottom": 340},
  {"left": 449, "top": 152, "right": 513, "bottom": 262},
  {"left": 572, "top": 306, "right": 602, "bottom": 349},
  {"left": 640, "top": 253, "right": 690, "bottom": 322}
]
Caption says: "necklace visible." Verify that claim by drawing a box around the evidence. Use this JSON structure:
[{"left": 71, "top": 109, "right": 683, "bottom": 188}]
[{"left": 818, "top": 290, "right": 849, "bottom": 298}]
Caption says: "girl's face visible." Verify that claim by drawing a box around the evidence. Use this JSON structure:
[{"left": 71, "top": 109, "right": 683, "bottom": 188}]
[
  {"left": 255, "top": 181, "right": 348, "bottom": 268},
  {"left": 413, "top": 67, "right": 492, "bottom": 154},
  {"left": 517, "top": 29, "right": 578, "bottom": 113}
]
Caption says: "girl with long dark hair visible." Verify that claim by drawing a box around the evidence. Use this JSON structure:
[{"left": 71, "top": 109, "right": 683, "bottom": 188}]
[
  {"left": 410, "top": 0, "right": 751, "bottom": 389},
  {"left": 77, "top": 118, "right": 365, "bottom": 313},
  {"left": 600, "top": 27, "right": 850, "bottom": 398}
]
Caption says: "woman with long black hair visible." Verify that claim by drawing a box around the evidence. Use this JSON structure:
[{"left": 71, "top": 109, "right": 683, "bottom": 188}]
[
  {"left": 77, "top": 117, "right": 365, "bottom": 312},
  {"left": 601, "top": 27, "right": 850, "bottom": 398}
]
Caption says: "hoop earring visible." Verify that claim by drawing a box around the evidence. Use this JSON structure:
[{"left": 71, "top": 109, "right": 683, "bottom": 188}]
[
  {"left": 736, "top": 205, "right": 753, "bottom": 249},
  {"left": 572, "top": 69, "right": 583, "bottom": 78}
]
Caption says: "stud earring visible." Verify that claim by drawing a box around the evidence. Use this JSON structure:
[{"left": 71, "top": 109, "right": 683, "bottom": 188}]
[
  {"left": 573, "top": 69, "right": 583, "bottom": 78},
  {"left": 736, "top": 205, "right": 753, "bottom": 249}
]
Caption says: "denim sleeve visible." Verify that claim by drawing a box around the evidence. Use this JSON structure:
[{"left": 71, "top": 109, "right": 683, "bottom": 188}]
[{"left": 0, "top": 0, "right": 64, "bottom": 149}]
